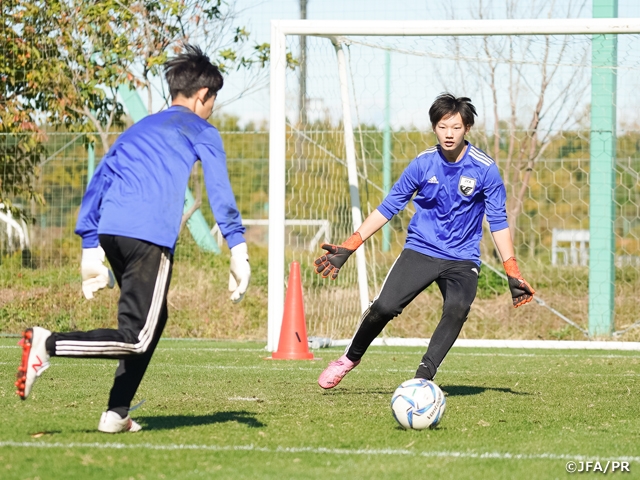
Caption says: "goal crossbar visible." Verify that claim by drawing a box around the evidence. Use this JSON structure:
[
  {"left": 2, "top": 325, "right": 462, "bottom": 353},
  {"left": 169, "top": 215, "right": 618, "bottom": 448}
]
[
  {"left": 267, "top": 18, "right": 640, "bottom": 352},
  {"left": 272, "top": 18, "right": 640, "bottom": 37}
]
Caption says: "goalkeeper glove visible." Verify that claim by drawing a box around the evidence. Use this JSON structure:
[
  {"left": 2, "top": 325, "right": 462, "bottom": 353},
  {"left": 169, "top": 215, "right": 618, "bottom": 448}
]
[
  {"left": 314, "top": 232, "right": 363, "bottom": 280},
  {"left": 229, "top": 242, "right": 250, "bottom": 303},
  {"left": 503, "top": 257, "right": 535, "bottom": 308},
  {"left": 81, "top": 246, "right": 115, "bottom": 300}
]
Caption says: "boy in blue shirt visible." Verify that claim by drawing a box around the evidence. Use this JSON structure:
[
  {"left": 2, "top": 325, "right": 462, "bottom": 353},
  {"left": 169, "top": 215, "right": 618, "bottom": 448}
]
[
  {"left": 15, "top": 45, "right": 250, "bottom": 432},
  {"left": 315, "top": 93, "right": 534, "bottom": 389}
]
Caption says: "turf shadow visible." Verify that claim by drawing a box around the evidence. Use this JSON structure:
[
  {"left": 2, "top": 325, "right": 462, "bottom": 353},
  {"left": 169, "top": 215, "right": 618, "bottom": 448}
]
[
  {"left": 135, "top": 410, "right": 266, "bottom": 430},
  {"left": 441, "top": 385, "right": 530, "bottom": 397}
]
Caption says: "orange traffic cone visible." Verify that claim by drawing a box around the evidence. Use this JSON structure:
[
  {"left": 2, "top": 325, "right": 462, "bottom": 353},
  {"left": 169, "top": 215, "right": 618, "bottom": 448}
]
[{"left": 271, "top": 261, "right": 314, "bottom": 360}]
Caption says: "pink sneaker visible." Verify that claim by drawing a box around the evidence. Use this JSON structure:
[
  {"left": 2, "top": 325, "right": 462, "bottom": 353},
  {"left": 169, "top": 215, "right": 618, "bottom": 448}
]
[{"left": 318, "top": 354, "right": 360, "bottom": 389}]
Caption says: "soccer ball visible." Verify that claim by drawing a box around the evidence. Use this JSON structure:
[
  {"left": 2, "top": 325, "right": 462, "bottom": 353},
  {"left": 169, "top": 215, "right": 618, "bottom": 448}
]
[{"left": 390, "top": 378, "right": 446, "bottom": 430}]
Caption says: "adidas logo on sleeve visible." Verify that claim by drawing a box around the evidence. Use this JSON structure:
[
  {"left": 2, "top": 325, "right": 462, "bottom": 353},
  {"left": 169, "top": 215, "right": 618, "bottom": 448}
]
[{"left": 428, "top": 175, "right": 439, "bottom": 184}]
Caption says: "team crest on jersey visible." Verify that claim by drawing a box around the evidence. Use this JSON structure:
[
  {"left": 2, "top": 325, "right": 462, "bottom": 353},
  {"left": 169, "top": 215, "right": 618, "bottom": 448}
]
[{"left": 458, "top": 176, "right": 476, "bottom": 196}]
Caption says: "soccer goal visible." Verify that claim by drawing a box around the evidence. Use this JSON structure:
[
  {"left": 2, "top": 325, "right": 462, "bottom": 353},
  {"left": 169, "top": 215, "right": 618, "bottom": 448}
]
[{"left": 267, "top": 18, "right": 640, "bottom": 351}]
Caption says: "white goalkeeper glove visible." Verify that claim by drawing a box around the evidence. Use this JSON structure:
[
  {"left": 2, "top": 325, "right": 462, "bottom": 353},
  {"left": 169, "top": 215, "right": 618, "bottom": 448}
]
[
  {"left": 229, "top": 242, "right": 250, "bottom": 303},
  {"left": 81, "top": 246, "right": 115, "bottom": 300}
]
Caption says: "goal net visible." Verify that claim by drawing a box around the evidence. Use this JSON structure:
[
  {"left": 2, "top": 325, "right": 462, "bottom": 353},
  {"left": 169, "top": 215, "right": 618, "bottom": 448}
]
[{"left": 267, "top": 19, "right": 640, "bottom": 350}]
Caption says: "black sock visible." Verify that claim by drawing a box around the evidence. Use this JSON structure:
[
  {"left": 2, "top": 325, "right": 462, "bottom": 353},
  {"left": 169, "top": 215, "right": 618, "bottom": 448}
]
[
  {"left": 345, "top": 351, "right": 361, "bottom": 363},
  {"left": 45, "top": 335, "right": 56, "bottom": 355},
  {"left": 109, "top": 407, "right": 129, "bottom": 419},
  {"left": 414, "top": 360, "right": 436, "bottom": 380}
]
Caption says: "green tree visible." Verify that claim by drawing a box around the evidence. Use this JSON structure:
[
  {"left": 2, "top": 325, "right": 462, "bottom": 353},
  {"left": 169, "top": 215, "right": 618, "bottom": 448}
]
[
  {"left": 2, "top": 1, "right": 54, "bottom": 212},
  {"left": 2, "top": 0, "right": 289, "bottom": 217},
  {"left": 2, "top": 0, "right": 136, "bottom": 213},
  {"left": 120, "top": 1, "right": 281, "bottom": 113}
]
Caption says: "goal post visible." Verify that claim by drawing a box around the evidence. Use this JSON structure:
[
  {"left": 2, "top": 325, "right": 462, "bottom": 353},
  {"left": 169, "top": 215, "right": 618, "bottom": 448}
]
[
  {"left": 332, "top": 38, "right": 370, "bottom": 316},
  {"left": 267, "top": 18, "right": 640, "bottom": 351}
]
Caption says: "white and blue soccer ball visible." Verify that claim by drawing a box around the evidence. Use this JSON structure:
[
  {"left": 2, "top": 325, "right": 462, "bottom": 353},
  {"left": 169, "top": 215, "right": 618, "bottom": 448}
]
[{"left": 391, "top": 378, "right": 446, "bottom": 430}]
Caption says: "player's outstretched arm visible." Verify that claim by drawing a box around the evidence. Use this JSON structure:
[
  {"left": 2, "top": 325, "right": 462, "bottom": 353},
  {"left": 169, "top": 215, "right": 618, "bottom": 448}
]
[
  {"left": 314, "top": 232, "right": 363, "bottom": 280},
  {"left": 502, "top": 257, "right": 535, "bottom": 307},
  {"left": 196, "top": 138, "right": 250, "bottom": 303},
  {"left": 314, "top": 209, "right": 388, "bottom": 280},
  {"left": 491, "top": 228, "right": 535, "bottom": 307}
]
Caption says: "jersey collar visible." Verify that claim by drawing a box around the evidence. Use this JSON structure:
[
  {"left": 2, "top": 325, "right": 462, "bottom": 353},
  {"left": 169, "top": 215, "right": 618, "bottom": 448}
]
[{"left": 437, "top": 141, "right": 471, "bottom": 166}]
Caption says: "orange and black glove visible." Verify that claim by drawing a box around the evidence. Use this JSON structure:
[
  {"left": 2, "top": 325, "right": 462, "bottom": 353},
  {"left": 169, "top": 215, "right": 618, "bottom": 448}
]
[
  {"left": 503, "top": 257, "right": 535, "bottom": 308},
  {"left": 314, "top": 232, "right": 363, "bottom": 280}
]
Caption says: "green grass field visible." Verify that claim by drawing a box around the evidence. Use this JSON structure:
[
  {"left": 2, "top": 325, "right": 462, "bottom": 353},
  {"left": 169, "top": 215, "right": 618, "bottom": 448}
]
[{"left": 1, "top": 338, "right": 639, "bottom": 479}]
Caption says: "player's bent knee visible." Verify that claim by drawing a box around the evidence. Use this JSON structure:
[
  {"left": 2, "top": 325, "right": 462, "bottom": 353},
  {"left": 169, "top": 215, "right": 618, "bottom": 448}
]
[
  {"left": 134, "top": 343, "right": 153, "bottom": 355},
  {"left": 118, "top": 335, "right": 152, "bottom": 356},
  {"left": 369, "top": 300, "right": 402, "bottom": 322},
  {"left": 443, "top": 302, "right": 472, "bottom": 323}
]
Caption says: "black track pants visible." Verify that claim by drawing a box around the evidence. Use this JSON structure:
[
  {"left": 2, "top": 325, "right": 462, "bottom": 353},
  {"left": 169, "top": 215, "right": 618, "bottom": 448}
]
[
  {"left": 47, "top": 235, "right": 173, "bottom": 410},
  {"left": 346, "top": 248, "right": 479, "bottom": 379}
]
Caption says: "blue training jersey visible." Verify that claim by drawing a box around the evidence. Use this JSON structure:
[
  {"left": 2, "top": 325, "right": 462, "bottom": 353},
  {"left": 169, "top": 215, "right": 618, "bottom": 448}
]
[
  {"left": 75, "top": 105, "right": 245, "bottom": 252},
  {"left": 377, "top": 142, "right": 508, "bottom": 265}
]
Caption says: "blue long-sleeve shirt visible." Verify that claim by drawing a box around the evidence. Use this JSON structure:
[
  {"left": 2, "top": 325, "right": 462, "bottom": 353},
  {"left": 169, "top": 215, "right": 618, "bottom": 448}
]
[
  {"left": 377, "top": 142, "right": 508, "bottom": 265},
  {"left": 75, "top": 106, "right": 245, "bottom": 252}
]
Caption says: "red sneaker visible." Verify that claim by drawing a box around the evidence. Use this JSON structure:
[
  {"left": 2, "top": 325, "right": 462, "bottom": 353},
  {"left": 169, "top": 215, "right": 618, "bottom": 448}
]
[{"left": 16, "top": 327, "right": 51, "bottom": 400}]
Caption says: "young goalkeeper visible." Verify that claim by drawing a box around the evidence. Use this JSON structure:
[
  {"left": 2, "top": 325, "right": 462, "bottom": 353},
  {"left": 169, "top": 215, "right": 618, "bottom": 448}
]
[
  {"left": 15, "top": 45, "right": 250, "bottom": 432},
  {"left": 314, "top": 93, "right": 534, "bottom": 389}
]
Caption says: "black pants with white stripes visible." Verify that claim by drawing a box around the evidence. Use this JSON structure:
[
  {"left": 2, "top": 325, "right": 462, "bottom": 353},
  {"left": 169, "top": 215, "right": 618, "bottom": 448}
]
[
  {"left": 345, "top": 248, "right": 479, "bottom": 380},
  {"left": 46, "top": 235, "right": 173, "bottom": 412}
]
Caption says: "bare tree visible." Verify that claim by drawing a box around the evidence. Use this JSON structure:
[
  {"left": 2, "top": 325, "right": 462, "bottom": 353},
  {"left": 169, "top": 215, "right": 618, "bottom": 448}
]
[{"left": 447, "top": 0, "right": 590, "bottom": 238}]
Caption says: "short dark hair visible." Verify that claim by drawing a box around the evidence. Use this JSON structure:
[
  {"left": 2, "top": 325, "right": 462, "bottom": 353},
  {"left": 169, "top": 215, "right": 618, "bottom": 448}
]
[
  {"left": 164, "top": 44, "right": 223, "bottom": 101},
  {"left": 429, "top": 93, "right": 477, "bottom": 128}
]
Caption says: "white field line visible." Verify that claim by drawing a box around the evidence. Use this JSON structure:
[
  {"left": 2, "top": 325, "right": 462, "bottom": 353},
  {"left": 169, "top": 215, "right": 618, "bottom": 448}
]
[
  {"left": 2, "top": 339, "right": 640, "bottom": 352},
  {"left": 3, "top": 349, "right": 639, "bottom": 361},
  {"left": 0, "top": 441, "right": 638, "bottom": 462},
  {"left": 0, "top": 345, "right": 266, "bottom": 352},
  {"left": 4, "top": 338, "right": 640, "bottom": 352},
  {"left": 3, "top": 337, "right": 640, "bottom": 351},
  {"left": 143, "top": 366, "right": 640, "bottom": 377},
  {"left": 2, "top": 361, "right": 637, "bottom": 378},
  {"left": 158, "top": 338, "right": 640, "bottom": 351},
  {"left": 332, "top": 338, "right": 640, "bottom": 351},
  {"left": 356, "top": 350, "right": 640, "bottom": 358},
  {"left": 2, "top": 344, "right": 638, "bottom": 359},
  {"left": 132, "top": 363, "right": 640, "bottom": 377}
]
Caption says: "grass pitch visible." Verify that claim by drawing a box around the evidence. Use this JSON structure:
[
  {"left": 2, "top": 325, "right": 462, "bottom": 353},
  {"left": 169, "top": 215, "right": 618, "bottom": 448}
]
[{"left": 1, "top": 338, "right": 639, "bottom": 479}]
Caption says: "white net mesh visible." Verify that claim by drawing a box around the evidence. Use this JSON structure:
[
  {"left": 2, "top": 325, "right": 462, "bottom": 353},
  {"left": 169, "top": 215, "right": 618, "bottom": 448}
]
[{"left": 282, "top": 31, "right": 640, "bottom": 341}]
